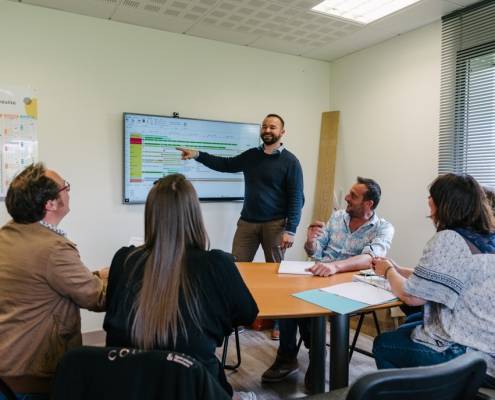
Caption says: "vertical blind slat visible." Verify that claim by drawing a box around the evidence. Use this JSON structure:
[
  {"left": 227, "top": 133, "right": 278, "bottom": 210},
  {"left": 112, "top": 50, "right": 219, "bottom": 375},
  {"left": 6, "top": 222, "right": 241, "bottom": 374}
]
[{"left": 439, "top": 0, "right": 495, "bottom": 187}]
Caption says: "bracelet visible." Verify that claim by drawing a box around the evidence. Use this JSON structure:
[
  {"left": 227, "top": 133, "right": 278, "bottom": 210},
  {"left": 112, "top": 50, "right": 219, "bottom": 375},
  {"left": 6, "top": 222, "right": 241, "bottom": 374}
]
[{"left": 384, "top": 265, "right": 393, "bottom": 279}]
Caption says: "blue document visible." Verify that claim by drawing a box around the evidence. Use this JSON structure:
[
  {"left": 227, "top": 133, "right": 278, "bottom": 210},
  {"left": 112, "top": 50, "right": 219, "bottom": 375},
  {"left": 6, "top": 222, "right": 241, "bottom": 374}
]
[{"left": 293, "top": 289, "right": 369, "bottom": 315}]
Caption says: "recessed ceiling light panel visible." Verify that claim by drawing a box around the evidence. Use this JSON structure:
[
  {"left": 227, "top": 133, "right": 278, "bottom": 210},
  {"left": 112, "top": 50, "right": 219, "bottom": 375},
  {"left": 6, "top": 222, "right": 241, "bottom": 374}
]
[{"left": 311, "top": 0, "right": 423, "bottom": 25}]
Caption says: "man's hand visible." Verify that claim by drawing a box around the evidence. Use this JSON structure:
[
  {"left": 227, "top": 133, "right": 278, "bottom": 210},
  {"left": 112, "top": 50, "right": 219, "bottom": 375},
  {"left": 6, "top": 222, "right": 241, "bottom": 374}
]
[
  {"left": 176, "top": 147, "right": 199, "bottom": 160},
  {"left": 306, "top": 261, "right": 339, "bottom": 277},
  {"left": 305, "top": 220, "right": 325, "bottom": 253},
  {"left": 280, "top": 233, "right": 294, "bottom": 249},
  {"left": 307, "top": 220, "right": 325, "bottom": 240}
]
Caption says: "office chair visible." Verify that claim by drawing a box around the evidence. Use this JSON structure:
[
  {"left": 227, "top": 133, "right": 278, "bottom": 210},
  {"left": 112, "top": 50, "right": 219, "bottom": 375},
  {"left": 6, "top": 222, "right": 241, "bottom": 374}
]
[
  {"left": 306, "top": 352, "right": 487, "bottom": 400},
  {"left": 478, "top": 388, "right": 495, "bottom": 400},
  {"left": 348, "top": 311, "right": 381, "bottom": 360},
  {"left": 0, "top": 377, "right": 16, "bottom": 400},
  {"left": 348, "top": 352, "right": 486, "bottom": 399},
  {"left": 221, "top": 327, "right": 242, "bottom": 370},
  {"left": 52, "top": 346, "right": 230, "bottom": 400}
]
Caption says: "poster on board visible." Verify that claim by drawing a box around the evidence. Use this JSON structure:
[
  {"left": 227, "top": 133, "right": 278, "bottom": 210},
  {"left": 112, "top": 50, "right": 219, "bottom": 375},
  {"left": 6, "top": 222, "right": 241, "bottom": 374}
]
[{"left": 0, "top": 86, "right": 38, "bottom": 198}]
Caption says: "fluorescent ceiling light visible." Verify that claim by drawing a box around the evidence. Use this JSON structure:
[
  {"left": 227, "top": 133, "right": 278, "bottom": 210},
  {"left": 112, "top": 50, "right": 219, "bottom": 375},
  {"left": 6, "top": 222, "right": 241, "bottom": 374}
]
[{"left": 311, "top": 0, "right": 423, "bottom": 25}]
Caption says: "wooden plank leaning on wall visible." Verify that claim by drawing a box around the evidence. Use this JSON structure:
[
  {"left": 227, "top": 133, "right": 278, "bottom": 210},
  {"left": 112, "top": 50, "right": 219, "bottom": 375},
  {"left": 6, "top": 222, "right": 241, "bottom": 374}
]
[
  {"left": 312, "top": 111, "right": 340, "bottom": 222},
  {"left": 312, "top": 111, "right": 399, "bottom": 334}
]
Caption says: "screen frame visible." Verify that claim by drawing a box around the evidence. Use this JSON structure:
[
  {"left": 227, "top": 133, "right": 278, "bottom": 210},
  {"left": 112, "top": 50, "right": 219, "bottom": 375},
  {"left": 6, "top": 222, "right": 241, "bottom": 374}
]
[{"left": 122, "top": 112, "right": 260, "bottom": 204}]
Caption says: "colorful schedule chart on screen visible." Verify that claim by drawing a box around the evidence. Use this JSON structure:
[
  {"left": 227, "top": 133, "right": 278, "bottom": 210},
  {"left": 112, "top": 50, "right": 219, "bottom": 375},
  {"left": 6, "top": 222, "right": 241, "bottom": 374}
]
[{"left": 123, "top": 113, "right": 260, "bottom": 203}]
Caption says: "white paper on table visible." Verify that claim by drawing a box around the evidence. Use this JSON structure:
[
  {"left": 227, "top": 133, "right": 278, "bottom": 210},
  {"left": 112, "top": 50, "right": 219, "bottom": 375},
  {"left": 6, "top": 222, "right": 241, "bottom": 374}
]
[
  {"left": 320, "top": 282, "right": 397, "bottom": 305},
  {"left": 278, "top": 261, "right": 314, "bottom": 275}
]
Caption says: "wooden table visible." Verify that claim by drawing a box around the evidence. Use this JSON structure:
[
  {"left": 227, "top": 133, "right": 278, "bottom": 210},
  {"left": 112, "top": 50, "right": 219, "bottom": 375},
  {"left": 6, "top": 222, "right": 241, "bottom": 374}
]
[{"left": 236, "top": 262, "right": 401, "bottom": 394}]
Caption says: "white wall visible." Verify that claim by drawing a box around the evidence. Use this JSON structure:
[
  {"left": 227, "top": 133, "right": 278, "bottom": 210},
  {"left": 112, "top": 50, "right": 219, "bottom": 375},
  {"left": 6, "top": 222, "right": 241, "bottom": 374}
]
[
  {"left": 330, "top": 22, "right": 442, "bottom": 266},
  {"left": 0, "top": 1, "right": 330, "bottom": 331},
  {"left": 1, "top": 1, "right": 446, "bottom": 332}
]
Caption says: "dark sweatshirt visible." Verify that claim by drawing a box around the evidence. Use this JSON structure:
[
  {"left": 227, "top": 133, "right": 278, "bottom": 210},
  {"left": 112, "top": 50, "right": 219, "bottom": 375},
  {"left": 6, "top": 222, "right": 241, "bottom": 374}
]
[
  {"left": 104, "top": 246, "right": 258, "bottom": 396},
  {"left": 197, "top": 147, "right": 304, "bottom": 234}
]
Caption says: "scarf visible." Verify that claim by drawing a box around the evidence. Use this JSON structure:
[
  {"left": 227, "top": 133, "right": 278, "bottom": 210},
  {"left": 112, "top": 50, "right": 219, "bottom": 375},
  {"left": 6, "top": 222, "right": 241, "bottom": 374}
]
[{"left": 453, "top": 228, "right": 495, "bottom": 254}]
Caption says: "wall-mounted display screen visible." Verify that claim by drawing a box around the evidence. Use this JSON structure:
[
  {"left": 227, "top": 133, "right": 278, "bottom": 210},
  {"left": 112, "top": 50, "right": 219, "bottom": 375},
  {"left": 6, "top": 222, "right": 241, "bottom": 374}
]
[{"left": 123, "top": 113, "right": 260, "bottom": 203}]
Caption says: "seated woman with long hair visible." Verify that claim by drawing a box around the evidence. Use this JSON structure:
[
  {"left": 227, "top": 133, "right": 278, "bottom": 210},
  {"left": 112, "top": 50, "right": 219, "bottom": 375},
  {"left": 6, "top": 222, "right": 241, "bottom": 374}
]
[
  {"left": 103, "top": 174, "right": 259, "bottom": 398},
  {"left": 372, "top": 173, "right": 495, "bottom": 388}
]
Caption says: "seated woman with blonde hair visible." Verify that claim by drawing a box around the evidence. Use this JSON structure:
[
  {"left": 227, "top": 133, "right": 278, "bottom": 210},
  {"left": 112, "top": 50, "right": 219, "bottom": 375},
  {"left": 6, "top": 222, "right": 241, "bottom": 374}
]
[
  {"left": 372, "top": 173, "right": 495, "bottom": 388},
  {"left": 104, "top": 174, "right": 259, "bottom": 399}
]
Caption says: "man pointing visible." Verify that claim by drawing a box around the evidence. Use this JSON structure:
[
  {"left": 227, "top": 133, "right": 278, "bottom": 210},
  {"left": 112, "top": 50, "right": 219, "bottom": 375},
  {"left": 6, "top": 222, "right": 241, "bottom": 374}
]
[{"left": 177, "top": 114, "right": 304, "bottom": 264}]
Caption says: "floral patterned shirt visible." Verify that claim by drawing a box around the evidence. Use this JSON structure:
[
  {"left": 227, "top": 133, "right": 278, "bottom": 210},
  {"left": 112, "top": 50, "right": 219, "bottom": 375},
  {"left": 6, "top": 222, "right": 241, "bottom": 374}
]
[{"left": 310, "top": 209, "right": 394, "bottom": 261}]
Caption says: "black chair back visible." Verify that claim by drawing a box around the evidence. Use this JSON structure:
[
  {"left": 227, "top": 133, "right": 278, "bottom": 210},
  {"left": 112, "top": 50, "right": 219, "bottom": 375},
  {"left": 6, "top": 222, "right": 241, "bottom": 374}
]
[
  {"left": 52, "top": 346, "right": 230, "bottom": 400},
  {"left": 347, "top": 352, "right": 487, "bottom": 400},
  {"left": 0, "top": 377, "right": 16, "bottom": 400}
]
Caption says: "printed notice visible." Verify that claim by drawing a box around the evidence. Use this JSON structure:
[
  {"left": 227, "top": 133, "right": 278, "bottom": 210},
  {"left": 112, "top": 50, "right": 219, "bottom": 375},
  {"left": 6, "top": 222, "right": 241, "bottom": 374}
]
[{"left": 0, "top": 86, "right": 38, "bottom": 197}]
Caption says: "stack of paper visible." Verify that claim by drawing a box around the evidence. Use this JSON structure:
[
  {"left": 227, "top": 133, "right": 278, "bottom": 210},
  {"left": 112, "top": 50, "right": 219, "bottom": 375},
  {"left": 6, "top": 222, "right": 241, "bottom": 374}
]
[
  {"left": 320, "top": 282, "right": 396, "bottom": 304},
  {"left": 293, "top": 282, "right": 398, "bottom": 314},
  {"left": 278, "top": 261, "right": 314, "bottom": 275}
]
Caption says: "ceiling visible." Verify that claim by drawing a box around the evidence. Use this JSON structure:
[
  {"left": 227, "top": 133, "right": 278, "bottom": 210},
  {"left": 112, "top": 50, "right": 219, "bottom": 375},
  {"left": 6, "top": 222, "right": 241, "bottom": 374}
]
[{"left": 11, "top": 0, "right": 481, "bottom": 61}]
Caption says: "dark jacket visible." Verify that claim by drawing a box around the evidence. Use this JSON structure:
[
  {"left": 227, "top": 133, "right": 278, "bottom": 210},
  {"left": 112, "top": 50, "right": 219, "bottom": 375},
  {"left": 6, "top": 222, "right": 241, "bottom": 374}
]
[{"left": 53, "top": 346, "right": 231, "bottom": 400}]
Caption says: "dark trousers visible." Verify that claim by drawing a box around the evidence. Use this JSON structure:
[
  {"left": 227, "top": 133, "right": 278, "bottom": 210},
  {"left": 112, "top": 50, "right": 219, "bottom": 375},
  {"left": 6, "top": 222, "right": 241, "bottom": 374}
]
[
  {"left": 373, "top": 313, "right": 495, "bottom": 388},
  {"left": 373, "top": 313, "right": 466, "bottom": 369},
  {"left": 232, "top": 218, "right": 286, "bottom": 262},
  {"left": 279, "top": 318, "right": 311, "bottom": 358}
]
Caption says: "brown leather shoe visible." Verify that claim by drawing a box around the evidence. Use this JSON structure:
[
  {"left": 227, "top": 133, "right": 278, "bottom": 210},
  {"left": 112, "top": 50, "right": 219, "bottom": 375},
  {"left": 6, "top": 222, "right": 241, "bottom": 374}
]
[{"left": 261, "top": 353, "right": 298, "bottom": 382}]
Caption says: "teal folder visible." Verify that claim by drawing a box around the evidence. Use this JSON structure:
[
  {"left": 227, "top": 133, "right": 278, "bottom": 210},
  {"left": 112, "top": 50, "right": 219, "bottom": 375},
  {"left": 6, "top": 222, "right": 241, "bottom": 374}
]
[{"left": 293, "top": 289, "right": 369, "bottom": 315}]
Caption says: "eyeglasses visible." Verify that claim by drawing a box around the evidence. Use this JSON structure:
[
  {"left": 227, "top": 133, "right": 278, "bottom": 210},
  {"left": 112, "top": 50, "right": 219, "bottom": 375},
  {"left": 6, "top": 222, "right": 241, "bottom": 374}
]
[{"left": 58, "top": 180, "right": 70, "bottom": 193}]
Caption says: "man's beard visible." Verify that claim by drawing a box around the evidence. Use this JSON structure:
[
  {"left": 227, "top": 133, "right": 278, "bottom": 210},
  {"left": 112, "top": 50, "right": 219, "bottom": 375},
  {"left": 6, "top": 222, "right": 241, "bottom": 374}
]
[
  {"left": 346, "top": 203, "right": 363, "bottom": 218},
  {"left": 261, "top": 133, "right": 280, "bottom": 145}
]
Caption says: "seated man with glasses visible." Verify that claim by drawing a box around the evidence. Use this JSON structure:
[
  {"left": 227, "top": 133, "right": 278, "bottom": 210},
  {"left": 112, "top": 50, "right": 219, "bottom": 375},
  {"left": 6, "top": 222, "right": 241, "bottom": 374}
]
[{"left": 0, "top": 163, "right": 108, "bottom": 400}]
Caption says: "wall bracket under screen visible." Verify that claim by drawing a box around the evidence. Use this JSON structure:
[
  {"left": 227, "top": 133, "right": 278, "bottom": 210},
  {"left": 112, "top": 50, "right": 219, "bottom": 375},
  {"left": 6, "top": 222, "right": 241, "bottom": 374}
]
[{"left": 122, "top": 112, "right": 260, "bottom": 204}]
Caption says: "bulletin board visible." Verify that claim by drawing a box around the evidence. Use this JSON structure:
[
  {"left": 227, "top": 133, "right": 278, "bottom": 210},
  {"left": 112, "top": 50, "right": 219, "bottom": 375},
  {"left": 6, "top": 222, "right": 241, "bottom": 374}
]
[{"left": 0, "top": 85, "right": 38, "bottom": 198}]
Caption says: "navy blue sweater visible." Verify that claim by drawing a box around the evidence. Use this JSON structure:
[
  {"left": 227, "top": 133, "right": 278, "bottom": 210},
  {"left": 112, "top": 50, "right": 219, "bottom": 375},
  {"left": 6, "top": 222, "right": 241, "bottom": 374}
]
[{"left": 197, "top": 147, "right": 304, "bottom": 234}]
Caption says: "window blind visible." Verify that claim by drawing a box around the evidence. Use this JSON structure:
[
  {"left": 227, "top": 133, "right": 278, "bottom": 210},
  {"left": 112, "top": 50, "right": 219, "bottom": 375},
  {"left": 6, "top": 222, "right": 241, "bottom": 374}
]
[{"left": 439, "top": 0, "right": 495, "bottom": 187}]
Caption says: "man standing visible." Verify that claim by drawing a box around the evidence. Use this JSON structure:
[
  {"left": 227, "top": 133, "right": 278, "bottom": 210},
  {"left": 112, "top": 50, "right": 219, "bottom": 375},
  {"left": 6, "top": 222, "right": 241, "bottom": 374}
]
[
  {"left": 177, "top": 113, "right": 304, "bottom": 263},
  {"left": 178, "top": 114, "right": 304, "bottom": 340},
  {"left": 0, "top": 163, "right": 107, "bottom": 399},
  {"left": 262, "top": 177, "right": 394, "bottom": 387}
]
